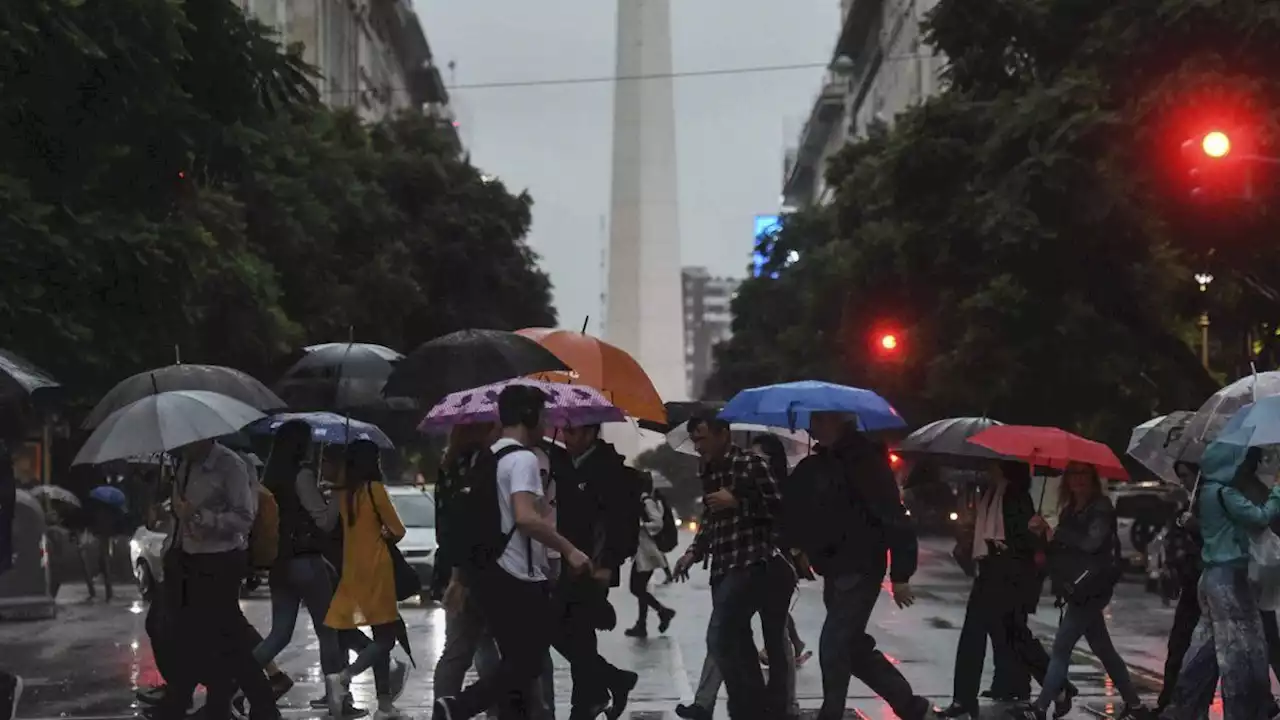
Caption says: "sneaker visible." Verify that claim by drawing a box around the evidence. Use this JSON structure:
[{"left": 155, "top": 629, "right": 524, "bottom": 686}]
[
  {"left": 623, "top": 624, "right": 646, "bottom": 638},
  {"left": 1007, "top": 703, "right": 1047, "bottom": 720},
  {"left": 1116, "top": 704, "right": 1150, "bottom": 720},
  {"left": 605, "top": 670, "right": 638, "bottom": 720},
  {"left": 374, "top": 706, "right": 410, "bottom": 720},
  {"left": 309, "top": 696, "right": 368, "bottom": 718},
  {"left": 432, "top": 697, "right": 456, "bottom": 720},
  {"left": 938, "top": 703, "right": 978, "bottom": 719},
  {"left": 1054, "top": 684, "right": 1080, "bottom": 719},
  {"left": 387, "top": 660, "right": 408, "bottom": 702},
  {"left": 137, "top": 685, "right": 167, "bottom": 705},
  {"left": 674, "top": 703, "right": 712, "bottom": 720},
  {"left": 0, "top": 674, "right": 23, "bottom": 720},
  {"left": 657, "top": 608, "right": 676, "bottom": 634}
]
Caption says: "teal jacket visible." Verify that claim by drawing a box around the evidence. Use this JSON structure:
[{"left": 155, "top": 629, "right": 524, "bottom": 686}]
[{"left": 1197, "top": 442, "right": 1280, "bottom": 568}]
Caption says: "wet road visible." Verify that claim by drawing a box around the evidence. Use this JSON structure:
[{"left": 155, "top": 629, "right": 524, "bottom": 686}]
[{"left": 2, "top": 538, "right": 1213, "bottom": 719}]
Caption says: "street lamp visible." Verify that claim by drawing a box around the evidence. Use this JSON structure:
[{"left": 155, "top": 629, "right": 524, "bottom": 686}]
[{"left": 1194, "top": 272, "right": 1214, "bottom": 369}]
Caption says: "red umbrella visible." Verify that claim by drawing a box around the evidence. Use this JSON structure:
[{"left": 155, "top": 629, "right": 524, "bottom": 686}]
[{"left": 966, "top": 425, "right": 1129, "bottom": 480}]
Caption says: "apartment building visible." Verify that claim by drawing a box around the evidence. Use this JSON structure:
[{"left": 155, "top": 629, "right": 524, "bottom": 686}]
[{"left": 683, "top": 267, "right": 742, "bottom": 399}]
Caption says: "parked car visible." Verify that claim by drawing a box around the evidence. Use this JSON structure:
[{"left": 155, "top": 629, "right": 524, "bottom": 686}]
[
  {"left": 384, "top": 486, "right": 437, "bottom": 598},
  {"left": 1110, "top": 482, "right": 1181, "bottom": 572}
]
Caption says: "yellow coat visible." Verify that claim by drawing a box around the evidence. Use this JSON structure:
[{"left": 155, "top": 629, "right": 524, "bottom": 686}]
[{"left": 324, "top": 481, "right": 405, "bottom": 629}]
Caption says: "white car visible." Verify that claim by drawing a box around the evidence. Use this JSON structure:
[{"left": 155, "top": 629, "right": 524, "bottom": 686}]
[
  {"left": 384, "top": 486, "right": 437, "bottom": 596},
  {"left": 131, "top": 503, "right": 171, "bottom": 599}
]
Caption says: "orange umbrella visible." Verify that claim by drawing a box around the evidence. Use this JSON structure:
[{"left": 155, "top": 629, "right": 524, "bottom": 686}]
[{"left": 516, "top": 328, "right": 667, "bottom": 424}]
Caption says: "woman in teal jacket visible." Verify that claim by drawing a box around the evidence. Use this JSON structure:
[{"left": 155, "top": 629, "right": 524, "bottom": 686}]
[{"left": 1165, "top": 442, "right": 1280, "bottom": 720}]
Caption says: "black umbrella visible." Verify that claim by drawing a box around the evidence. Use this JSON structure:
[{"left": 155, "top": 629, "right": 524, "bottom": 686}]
[
  {"left": 637, "top": 400, "right": 725, "bottom": 434},
  {"left": 382, "top": 329, "right": 570, "bottom": 405},
  {"left": 83, "top": 365, "right": 286, "bottom": 429},
  {"left": 0, "top": 349, "right": 61, "bottom": 405},
  {"left": 276, "top": 343, "right": 413, "bottom": 412},
  {"left": 896, "top": 416, "right": 1008, "bottom": 467}
]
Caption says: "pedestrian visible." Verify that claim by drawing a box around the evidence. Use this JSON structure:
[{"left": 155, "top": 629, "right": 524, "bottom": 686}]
[
  {"left": 323, "top": 439, "right": 410, "bottom": 719},
  {"left": 749, "top": 434, "right": 808, "bottom": 667},
  {"left": 152, "top": 439, "right": 279, "bottom": 720},
  {"left": 672, "top": 414, "right": 794, "bottom": 720},
  {"left": 1009, "top": 462, "right": 1144, "bottom": 720},
  {"left": 79, "top": 484, "right": 124, "bottom": 602},
  {"left": 624, "top": 470, "right": 675, "bottom": 638},
  {"left": 432, "top": 384, "right": 592, "bottom": 720},
  {"left": 784, "top": 412, "right": 933, "bottom": 720},
  {"left": 1162, "top": 445, "right": 1280, "bottom": 720},
  {"left": 941, "top": 460, "right": 1066, "bottom": 719},
  {"left": 0, "top": 418, "right": 25, "bottom": 720}
]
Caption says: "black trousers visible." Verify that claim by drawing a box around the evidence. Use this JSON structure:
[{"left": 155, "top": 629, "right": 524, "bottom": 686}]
[
  {"left": 456, "top": 568, "right": 554, "bottom": 719},
  {"left": 629, "top": 565, "right": 668, "bottom": 624},
  {"left": 990, "top": 608, "right": 1033, "bottom": 695},
  {"left": 951, "top": 563, "right": 1050, "bottom": 706},
  {"left": 709, "top": 556, "right": 795, "bottom": 720},
  {"left": 553, "top": 573, "right": 629, "bottom": 715},
  {"left": 155, "top": 550, "right": 276, "bottom": 720}
]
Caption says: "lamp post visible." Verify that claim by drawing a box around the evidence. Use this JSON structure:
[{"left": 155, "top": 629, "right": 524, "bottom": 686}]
[{"left": 1195, "top": 272, "right": 1214, "bottom": 369}]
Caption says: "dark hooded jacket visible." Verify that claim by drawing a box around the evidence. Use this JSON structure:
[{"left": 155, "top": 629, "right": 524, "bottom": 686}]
[{"left": 550, "top": 439, "right": 635, "bottom": 584}]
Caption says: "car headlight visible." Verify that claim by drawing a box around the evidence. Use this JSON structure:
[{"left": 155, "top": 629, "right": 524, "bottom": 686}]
[
  {"left": 129, "top": 539, "right": 140, "bottom": 555},
  {"left": 949, "top": 512, "right": 959, "bottom": 521}
]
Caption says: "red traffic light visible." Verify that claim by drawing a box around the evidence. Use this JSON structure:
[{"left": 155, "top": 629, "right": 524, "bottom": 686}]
[
  {"left": 1201, "top": 131, "right": 1231, "bottom": 159},
  {"left": 879, "top": 333, "right": 899, "bottom": 351},
  {"left": 889, "top": 452, "right": 901, "bottom": 467}
]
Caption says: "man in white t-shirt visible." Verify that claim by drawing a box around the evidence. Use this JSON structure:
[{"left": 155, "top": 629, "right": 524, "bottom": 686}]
[{"left": 434, "top": 384, "right": 591, "bottom": 720}]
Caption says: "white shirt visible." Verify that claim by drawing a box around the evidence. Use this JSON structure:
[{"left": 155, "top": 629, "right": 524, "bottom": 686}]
[{"left": 493, "top": 438, "right": 551, "bottom": 582}]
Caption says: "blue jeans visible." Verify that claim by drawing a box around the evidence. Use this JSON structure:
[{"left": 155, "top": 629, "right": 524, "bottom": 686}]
[
  {"left": 1168, "top": 565, "right": 1270, "bottom": 720},
  {"left": 1035, "top": 604, "right": 1139, "bottom": 709},
  {"left": 253, "top": 554, "right": 344, "bottom": 674}
]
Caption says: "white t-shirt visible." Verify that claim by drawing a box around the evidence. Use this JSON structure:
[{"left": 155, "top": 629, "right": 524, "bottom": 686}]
[{"left": 493, "top": 438, "right": 551, "bottom": 581}]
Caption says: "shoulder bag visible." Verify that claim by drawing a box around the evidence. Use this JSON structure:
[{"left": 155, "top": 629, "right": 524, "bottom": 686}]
[
  {"left": 367, "top": 484, "right": 422, "bottom": 602},
  {"left": 1060, "top": 520, "right": 1123, "bottom": 606}
]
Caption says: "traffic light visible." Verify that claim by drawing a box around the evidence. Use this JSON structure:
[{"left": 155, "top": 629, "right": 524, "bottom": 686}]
[
  {"left": 871, "top": 328, "right": 904, "bottom": 363},
  {"left": 1181, "top": 129, "right": 1249, "bottom": 200}
]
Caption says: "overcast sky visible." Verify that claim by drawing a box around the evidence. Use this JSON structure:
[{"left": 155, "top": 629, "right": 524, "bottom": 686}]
[{"left": 414, "top": 1, "right": 840, "bottom": 333}]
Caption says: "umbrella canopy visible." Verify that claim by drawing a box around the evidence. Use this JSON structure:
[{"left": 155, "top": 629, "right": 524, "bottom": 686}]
[
  {"left": 896, "top": 417, "right": 1006, "bottom": 466},
  {"left": 665, "top": 422, "right": 811, "bottom": 465},
  {"left": 246, "top": 411, "right": 395, "bottom": 449},
  {"left": 1210, "top": 396, "right": 1280, "bottom": 449},
  {"left": 719, "top": 381, "right": 906, "bottom": 432},
  {"left": 638, "top": 401, "right": 724, "bottom": 434},
  {"left": 1128, "top": 415, "right": 1166, "bottom": 454},
  {"left": 84, "top": 365, "right": 284, "bottom": 429},
  {"left": 277, "top": 343, "right": 411, "bottom": 412},
  {"left": 1125, "top": 411, "right": 1196, "bottom": 484},
  {"left": 26, "top": 485, "right": 80, "bottom": 507},
  {"left": 0, "top": 349, "right": 60, "bottom": 404},
  {"left": 419, "top": 379, "right": 625, "bottom": 433},
  {"left": 515, "top": 328, "right": 667, "bottom": 424},
  {"left": 966, "top": 425, "right": 1129, "bottom": 480},
  {"left": 1177, "top": 371, "right": 1280, "bottom": 464},
  {"left": 89, "top": 485, "right": 128, "bottom": 509},
  {"left": 74, "top": 390, "right": 266, "bottom": 465},
  {"left": 383, "top": 329, "right": 570, "bottom": 405}
]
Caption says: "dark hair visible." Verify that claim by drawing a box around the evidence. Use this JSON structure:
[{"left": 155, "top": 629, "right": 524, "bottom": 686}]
[
  {"left": 751, "top": 434, "right": 789, "bottom": 480},
  {"left": 344, "top": 439, "right": 383, "bottom": 527},
  {"left": 497, "top": 384, "right": 548, "bottom": 429},
  {"left": 998, "top": 460, "right": 1032, "bottom": 492},
  {"left": 686, "top": 413, "right": 729, "bottom": 435},
  {"left": 262, "top": 420, "right": 311, "bottom": 494}
]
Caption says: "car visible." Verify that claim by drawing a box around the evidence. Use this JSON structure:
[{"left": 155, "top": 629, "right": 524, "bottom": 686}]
[
  {"left": 129, "top": 499, "right": 266, "bottom": 599},
  {"left": 1110, "top": 482, "right": 1181, "bottom": 572},
  {"left": 384, "top": 485, "right": 437, "bottom": 598}
]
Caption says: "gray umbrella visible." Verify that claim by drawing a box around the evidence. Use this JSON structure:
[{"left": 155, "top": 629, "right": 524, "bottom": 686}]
[
  {"left": 276, "top": 343, "right": 411, "bottom": 411},
  {"left": 1177, "top": 371, "right": 1280, "bottom": 465},
  {"left": 83, "top": 365, "right": 285, "bottom": 429},
  {"left": 1125, "top": 411, "right": 1196, "bottom": 484},
  {"left": 74, "top": 390, "right": 266, "bottom": 465},
  {"left": 0, "top": 349, "right": 61, "bottom": 404},
  {"left": 896, "top": 417, "right": 1008, "bottom": 466}
]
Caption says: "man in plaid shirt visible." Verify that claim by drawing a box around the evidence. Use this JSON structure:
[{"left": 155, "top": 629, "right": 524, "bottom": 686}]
[{"left": 673, "top": 415, "right": 796, "bottom": 720}]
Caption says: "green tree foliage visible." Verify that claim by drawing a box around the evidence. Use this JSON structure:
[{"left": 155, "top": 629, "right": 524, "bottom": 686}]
[
  {"left": 711, "top": 0, "right": 1280, "bottom": 445},
  {"left": 0, "top": 0, "right": 554, "bottom": 407}
]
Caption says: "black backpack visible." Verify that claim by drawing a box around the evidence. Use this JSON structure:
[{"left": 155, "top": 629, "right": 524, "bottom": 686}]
[
  {"left": 652, "top": 489, "right": 678, "bottom": 553},
  {"left": 455, "top": 445, "right": 533, "bottom": 577}
]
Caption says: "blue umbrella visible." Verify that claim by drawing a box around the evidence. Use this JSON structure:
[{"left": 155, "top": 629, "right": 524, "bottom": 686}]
[
  {"left": 1208, "top": 396, "right": 1280, "bottom": 449},
  {"left": 246, "top": 412, "right": 395, "bottom": 449},
  {"left": 719, "top": 381, "right": 906, "bottom": 431},
  {"left": 90, "top": 485, "right": 128, "bottom": 509}
]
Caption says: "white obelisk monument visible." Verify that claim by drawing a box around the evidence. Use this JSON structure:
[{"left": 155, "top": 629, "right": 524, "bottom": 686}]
[{"left": 604, "top": 0, "right": 687, "bottom": 456}]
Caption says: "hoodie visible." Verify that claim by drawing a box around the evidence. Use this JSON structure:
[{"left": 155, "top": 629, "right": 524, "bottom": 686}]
[
  {"left": 1197, "top": 441, "right": 1280, "bottom": 568},
  {"left": 550, "top": 439, "right": 635, "bottom": 576}
]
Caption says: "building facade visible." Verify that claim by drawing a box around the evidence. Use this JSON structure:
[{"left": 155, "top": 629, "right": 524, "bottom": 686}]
[
  {"left": 782, "top": 0, "right": 946, "bottom": 209},
  {"left": 683, "top": 267, "right": 741, "bottom": 399},
  {"left": 240, "top": 0, "right": 455, "bottom": 136}
]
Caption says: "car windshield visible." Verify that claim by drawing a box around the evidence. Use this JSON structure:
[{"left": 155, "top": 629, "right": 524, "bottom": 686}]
[{"left": 389, "top": 492, "right": 435, "bottom": 528}]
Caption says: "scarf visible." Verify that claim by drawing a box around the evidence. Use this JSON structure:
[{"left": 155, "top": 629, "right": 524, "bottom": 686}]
[{"left": 972, "top": 478, "right": 1007, "bottom": 559}]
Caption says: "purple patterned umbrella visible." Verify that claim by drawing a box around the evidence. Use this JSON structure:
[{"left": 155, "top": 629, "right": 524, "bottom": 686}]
[{"left": 418, "top": 379, "right": 625, "bottom": 432}]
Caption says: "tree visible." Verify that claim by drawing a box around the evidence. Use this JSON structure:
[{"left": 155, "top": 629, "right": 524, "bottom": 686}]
[{"left": 710, "top": 0, "right": 1280, "bottom": 446}]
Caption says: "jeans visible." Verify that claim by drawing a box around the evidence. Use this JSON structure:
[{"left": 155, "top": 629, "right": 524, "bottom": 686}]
[
  {"left": 346, "top": 623, "right": 397, "bottom": 698},
  {"left": 707, "top": 556, "right": 795, "bottom": 720},
  {"left": 1034, "top": 604, "right": 1139, "bottom": 709},
  {"left": 818, "top": 570, "right": 923, "bottom": 720},
  {"left": 691, "top": 620, "right": 799, "bottom": 715},
  {"left": 1168, "top": 565, "right": 1271, "bottom": 720},
  {"left": 254, "top": 555, "right": 343, "bottom": 674},
  {"left": 455, "top": 569, "right": 554, "bottom": 719}
]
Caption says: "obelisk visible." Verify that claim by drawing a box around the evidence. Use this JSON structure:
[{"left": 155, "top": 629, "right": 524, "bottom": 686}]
[{"left": 605, "top": 0, "right": 687, "bottom": 451}]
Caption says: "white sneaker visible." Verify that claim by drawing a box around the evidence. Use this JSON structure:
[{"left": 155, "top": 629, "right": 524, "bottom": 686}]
[{"left": 374, "top": 706, "right": 411, "bottom": 720}]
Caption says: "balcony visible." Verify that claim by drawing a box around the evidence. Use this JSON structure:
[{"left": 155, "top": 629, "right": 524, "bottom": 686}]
[{"left": 781, "top": 72, "right": 850, "bottom": 208}]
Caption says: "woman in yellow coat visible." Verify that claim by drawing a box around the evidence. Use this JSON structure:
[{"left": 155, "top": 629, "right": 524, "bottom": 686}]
[{"left": 323, "top": 440, "right": 408, "bottom": 719}]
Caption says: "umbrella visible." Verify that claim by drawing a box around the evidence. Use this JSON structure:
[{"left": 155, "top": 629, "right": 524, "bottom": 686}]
[
  {"left": 383, "top": 329, "right": 571, "bottom": 405},
  {"left": 719, "top": 381, "right": 906, "bottom": 432},
  {"left": 89, "top": 485, "right": 128, "bottom": 509},
  {"left": 665, "top": 422, "right": 811, "bottom": 465},
  {"left": 74, "top": 390, "right": 266, "bottom": 465},
  {"left": 1128, "top": 416, "right": 1166, "bottom": 454},
  {"left": 1125, "top": 411, "right": 1196, "bottom": 484},
  {"left": 638, "top": 401, "right": 724, "bottom": 434},
  {"left": 246, "top": 411, "right": 395, "bottom": 449},
  {"left": 0, "top": 349, "right": 61, "bottom": 404},
  {"left": 83, "top": 365, "right": 284, "bottom": 429},
  {"left": 896, "top": 417, "right": 1007, "bottom": 466},
  {"left": 966, "top": 425, "right": 1129, "bottom": 480},
  {"left": 277, "top": 343, "right": 411, "bottom": 412},
  {"left": 26, "top": 485, "right": 80, "bottom": 507},
  {"left": 418, "top": 379, "right": 625, "bottom": 432},
  {"left": 515, "top": 328, "right": 667, "bottom": 424},
  {"left": 1177, "top": 371, "right": 1280, "bottom": 464}
]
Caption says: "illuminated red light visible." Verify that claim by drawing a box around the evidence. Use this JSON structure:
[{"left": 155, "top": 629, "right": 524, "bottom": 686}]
[
  {"left": 1201, "top": 131, "right": 1231, "bottom": 159},
  {"left": 880, "top": 334, "right": 898, "bottom": 350}
]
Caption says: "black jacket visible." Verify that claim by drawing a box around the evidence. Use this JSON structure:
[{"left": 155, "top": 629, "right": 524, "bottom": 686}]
[
  {"left": 432, "top": 449, "right": 478, "bottom": 582},
  {"left": 551, "top": 440, "right": 634, "bottom": 582},
  {"left": 1049, "top": 495, "right": 1119, "bottom": 609},
  {"left": 788, "top": 431, "right": 918, "bottom": 582}
]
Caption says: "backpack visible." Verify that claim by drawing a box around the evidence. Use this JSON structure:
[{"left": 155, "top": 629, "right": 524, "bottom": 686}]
[
  {"left": 249, "top": 483, "right": 280, "bottom": 569},
  {"left": 652, "top": 489, "right": 678, "bottom": 553},
  {"left": 455, "top": 445, "right": 533, "bottom": 577}
]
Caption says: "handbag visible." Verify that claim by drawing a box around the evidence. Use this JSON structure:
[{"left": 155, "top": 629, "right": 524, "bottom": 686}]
[
  {"left": 367, "top": 485, "right": 422, "bottom": 602},
  {"left": 1060, "top": 523, "right": 1123, "bottom": 606}
]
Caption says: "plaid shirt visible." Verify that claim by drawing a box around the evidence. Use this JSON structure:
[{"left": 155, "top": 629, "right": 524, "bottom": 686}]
[{"left": 687, "top": 445, "right": 784, "bottom": 580}]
